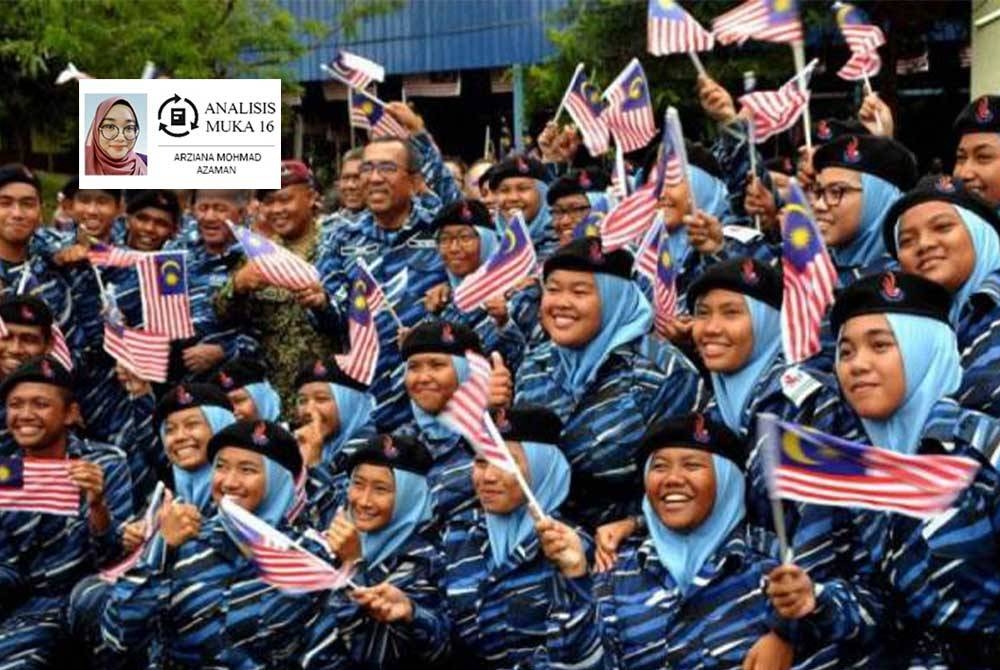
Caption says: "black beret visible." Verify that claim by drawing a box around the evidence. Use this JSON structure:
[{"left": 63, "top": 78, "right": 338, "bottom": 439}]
[
  {"left": 763, "top": 156, "right": 796, "bottom": 176},
  {"left": 431, "top": 199, "right": 493, "bottom": 232},
  {"left": 125, "top": 189, "right": 181, "bottom": 222},
  {"left": 543, "top": 238, "right": 633, "bottom": 281},
  {"left": 639, "top": 413, "right": 747, "bottom": 471},
  {"left": 156, "top": 383, "right": 233, "bottom": 425},
  {"left": 830, "top": 271, "right": 952, "bottom": 334},
  {"left": 546, "top": 168, "right": 610, "bottom": 205},
  {"left": 216, "top": 357, "right": 269, "bottom": 392},
  {"left": 881, "top": 175, "right": 1000, "bottom": 257},
  {"left": 400, "top": 320, "right": 482, "bottom": 359},
  {"left": 812, "top": 135, "right": 918, "bottom": 191},
  {"left": 487, "top": 154, "right": 547, "bottom": 189},
  {"left": 346, "top": 433, "right": 433, "bottom": 476},
  {"left": 293, "top": 357, "right": 369, "bottom": 393},
  {"left": 811, "top": 117, "right": 869, "bottom": 146},
  {"left": 953, "top": 95, "right": 1000, "bottom": 137},
  {"left": 0, "top": 355, "right": 73, "bottom": 401},
  {"left": 686, "top": 258, "right": 782, "bottom": 312},
  {"left": 0, "top": 164, "right": 41, "bottom": 195},
  {"left": 492, "top": 405, "right": 563, "bottom": 445},
  {"left": 61, "top": 177, "right": 121, "bottom": 201},
  {"left": 207, "top": 420, "right": 302, "bottom": 478},
  {"left": 0, "top": 295, "right": 53, "bottom": 335}
]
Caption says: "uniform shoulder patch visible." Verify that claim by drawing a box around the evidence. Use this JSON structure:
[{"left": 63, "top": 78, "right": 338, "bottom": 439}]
[{"left": 779, "top": 365, "right": 823, "bottom": 407}]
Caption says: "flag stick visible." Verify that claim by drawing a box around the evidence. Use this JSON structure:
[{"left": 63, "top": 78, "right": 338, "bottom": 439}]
[
  {"left": 483, "top": 125, "right": 491, "bottom": 160},
  {"left": 553, "top": 63, "right": 585, "bottom": 125},
  {"left": 357, "top": 258, "right": 404, "bottom": 329},
  {"left": 792, "top": 42, "right": 813, "bottom": 153},
  {"left": 757, "top": 414, "right": 793, "bottom": 564},
  {"left": 484, "top": 417, "right": 545, "bottom": 520},
  {"left": 15, "top": 262, "right": 31, "bottom": 295},
  {"left": 614, "top": 141, "right": 629, "bottom": 198},
  {"left": 861, "top": 74, "right": 884, "bottom": 134},
  {"left": 92, "top": 266, "right": 109, "bottom": 310},
  {"left": 687, "top": 52, "right": 707, "bottom": 78},
  {"left": 747, "top": 122, "right": 761, "bottom": 231}
]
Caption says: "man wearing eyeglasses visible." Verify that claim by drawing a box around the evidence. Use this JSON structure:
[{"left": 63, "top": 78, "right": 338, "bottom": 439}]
[{"left": 316, "top": 102, "right": 463, "bottom": 432}]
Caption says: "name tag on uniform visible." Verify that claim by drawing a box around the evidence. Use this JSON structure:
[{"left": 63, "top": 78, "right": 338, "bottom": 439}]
[
  {"left": 722, "top": 225, "right": 763, "bottom": 244},
  {"left": 404, "top": 237, "right": 437, "bottom": 249},
  {"left": 341, "top": 243, "right": 380, "bottom": 258},
  {"left": 780, "top": 366, "right": 823, "bottom": 407}
]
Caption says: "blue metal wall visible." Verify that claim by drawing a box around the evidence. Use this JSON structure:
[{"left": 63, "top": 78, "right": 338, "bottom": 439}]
[{"left": 280, "top": 0, "right": 569, "bottom": 82}]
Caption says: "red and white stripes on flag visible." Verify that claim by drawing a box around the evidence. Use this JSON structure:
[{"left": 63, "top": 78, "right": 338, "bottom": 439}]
[
  {"left": 838, "top": 51, "right": 881, "bottom": 81},
  {"left": 402, "top": 72, "right": 462, "bottom": 98},
  {"left": 563, "top": 66, "right": 610, "bottom": 157},
  {"left": 0, "top": 458, "right": 80, "bottom": 516},
  {"left": 219, "top": 496, "right": 355, "bottom": 593},
  {"left": 136, "top": 252, "right": 195, "bottom": 340},
  {"left": 453, "top": 212, "right": 536, "bottom": 312},
  {"left": 87, "top": 243, "right": 141, "bottom": 268},
  {"left": 50, "top": 324, "right": 73, "bottom": 371},
  {"left": 738, "top": 60, "right": 816, "bottom": 143},
  {"left": 602, "top": 59, "right": 657, "bottom": 153},
  {"left": 326, "top": 50, "right": 385, "bottom": 89},
  {"left": 599, "top": 182, "right": 658, "bottom": 251},
  {"left": 227, "top": 222, "right": 321, "bottom": 291},
  {"left": 332, "top": 265, "right": 381, "bottom": 386},
  {"left": 100, "top": 483, "right": 169, "bottom": 582},
  {"left": 437, "top": 351, "right": 519, "bottom": 473},
  {"left": 712, "top": 0, "right": 803, "bottom": 45},
  {"left": 104, "top": 320, "right": 170, "bottom": 382},
  {"left": 647, "top": 0, "right": 714, "bottom": 56},
  {"left": 833, "top": 2, "right": 885, "bottom": 81}
]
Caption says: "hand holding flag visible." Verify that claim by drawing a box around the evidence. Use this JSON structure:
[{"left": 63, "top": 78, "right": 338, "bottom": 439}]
[
  {"left": 227, "top": 221, "right": 321, "bottom": 291},
  {"left": 602, "top": 59, "right": 657, "bottom": 153},
  {"left": 100, "top": 483, "right": 170, "bottom": 582},
  {"left": 738, "top": 59, "right": 817, "bottom": 143},
  {"left": 0, "top": 457, "right": 80, "bottom": 516},
  {"left": 453, "top": 212, "right": 537, "bottom": 312}
]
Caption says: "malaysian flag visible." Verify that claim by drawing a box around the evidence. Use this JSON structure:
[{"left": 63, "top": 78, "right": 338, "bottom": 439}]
[
  {"left": 0, "top": 457, "right": 80, "bottom": 516},
  {"left": 437, "top": 351, "right": 519, "bottom": 473},
  {"left": 599, "top": 182, "right": 658, "bottom": 251},
  {"left": 100, "top": 483, "right": 169, "bottom": 582},
  {"left": 839, "top": 50, "right": 881, "bottom": 81},
  {"left": 562, "top": 66, "right": 610, "bottom": 156},
  {"left": 50, "top": 324, "right": 73, "bottom": 371},
  {"left": 227, "top": 222, "right": 321, "bottom": 291},
  {"left": 760, "top": 415, "right": 981, "bottom": 519},
  {"left": 653, "top": 107, "right": 688, "bottom": 200},
  {"left": 635, "top": 217, "right": 679, "bottom": 336},
  {"left": 402, "top": 72, "right": 462, "bottom": 98},
  {"left": 453, "top": 212, "right": 536, "bottom": 312},
  {"left": 780, "top": 180, "right": 836, "bottom": 364},
  {"left": 350, "top": 90, "right": 409, "bottom": 138},
  {"left": 326, "top": 50, "right": 384, "bottom": 89},
  {"left": 602, "top": 59, "right": 657, "bottom": 153},
  {"left": 738, "top": 60, "right": 816, "bottom": 143},
  {"left": 87, "top": 243, "right": 141, "bottom": 268},
  {"left": 572, "top": 212, "right": 604, "bottom": 241},
  {"left": 648, "top": 0, "right": 714, "bottom": 56},
  {"left": 833, "top": 2, "right": 885, "bottom": 81},
  {"left": 332, "top": 266, "right": 381, "bottom": 386},
  {"left": 103, "top": 292, "right": 170, "bottom": 382},
  {"left": 712, "top": 0, "right": 803, "bottom": 45},
  {"left": 286, "top": 467, "right": 308, "bottom": 524},
  {"left": 219, "top": 496, "right": 355, "bottom": 593},
  {"left": 137, "top": 252, "right": 195, "bottom": 340}
]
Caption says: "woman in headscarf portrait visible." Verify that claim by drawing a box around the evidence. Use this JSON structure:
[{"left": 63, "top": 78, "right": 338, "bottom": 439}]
[{"left": 85, "top": 96, "right": 148, "bottom": 176}]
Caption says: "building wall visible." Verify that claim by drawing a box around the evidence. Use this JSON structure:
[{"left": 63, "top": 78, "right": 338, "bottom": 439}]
[{"left": 972, "top": 0, "right": 1000, "bottom": 97}]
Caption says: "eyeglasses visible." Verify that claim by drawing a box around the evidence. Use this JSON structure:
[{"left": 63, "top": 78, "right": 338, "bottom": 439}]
[
  {"left": 551, "top": 204, "right": 591, "bottom": 219},
  {"left": 809, "top": 183, "right": 863, "bottom": 207},
  {"left": 437, "top": 233, "right": 479, "bottom": 248},
  {"left": 359, "top": 161, "right": 403, "bottom": 176},
  {"left": 99, "top": 123, "right": 139, "bottom": 141}
]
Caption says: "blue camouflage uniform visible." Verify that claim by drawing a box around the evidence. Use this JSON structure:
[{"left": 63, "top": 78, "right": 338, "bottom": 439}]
[
  {"left": 394, "top": 421, "right": 476, "bottom": 528},
  {"left": 710, "top": 117, "right": 776, "bottom": 226},
  {"left": 952, "top": 271, "right": 1000, "bottom": 417},
  {"left": 0, "top": 437, "right": 133, "bottom": 670}
]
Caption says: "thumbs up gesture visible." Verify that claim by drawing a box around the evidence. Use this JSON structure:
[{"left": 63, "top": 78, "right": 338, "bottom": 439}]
[{"left": 487, "top": 351, "right": 513, "bottom": 409}]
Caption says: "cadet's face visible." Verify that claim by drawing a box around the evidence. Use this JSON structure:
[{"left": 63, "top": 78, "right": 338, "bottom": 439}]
[
  {"left": 692, "top": 289, "right": 755, "bottom": 373},
  {"left": 6, "top": 383, "right": 75, "bottom": 451},
  {"left": 551, "top": 194, "right": 592, "bottom": 245},
  {"left": 812, "top": 167, "right": 863, "bottom": 249},
  {"left": 541, "top": 270, "right": 603, "bottom": 348},
  {"left": 361, "top": 141, "right": 415, "bottom": 217},
  {"left": 436, "top": 224, "right": 481, "bottom": 278},
  {"left": 126, "top": 207, "right": 175, "bottom": 251},
  {"left": 260, "top": 185, "right": 316, "bottom": 241},
  {"left": 338, "top": 158, "right": 365, "bottom": 211},
  {"left": 0, "top": 324, "right": 49, "bottom": 377},
  {"left": 836, "top": 313, "right": 907, "bottom": 420},
  {"left": 226, "top": 389, "right": 258, "bottom": 422},
  {"left": 98, "top": 103, "right": 138, "bottom": 160},
  {"left": 295, "top": 382, "right": 339, "bottom": 439},
  {"left": 73, "top": 191, "right": 120, "bottom": 240},
  {"left": 0, "top": 183, "right": 41, "bottom": 247},
  {"left": 405, "top": 354, "right": 459, "bottom": 414},
  {"left": 954, "top": 133, "right": 1000, "bottom": 206},
  {"left": 657, "top": 180, "right": 693, "bottom": 230},
  {"left": 211, "top": 447, "right": 267, "bottom": 512},
  {"left": 194, "top": 195, "right": 241, "bottom": 248},
  {"left": 496, "top": 177, "right": 541, "bottom": 222},
  {"left": 645, "top": 448, "right": 717, "bottom": 532},
  {"left": 348, "top": 463, "right": 395, "bottom": 532},
  {"left": 472, "top": 441, "right": 528, "bottom": 514},
  {"left": 896, "top": 201, "right": 976, "bottom": 292},
  {"left": 162, "top": 407, "right": 213, "bottom": 470}
]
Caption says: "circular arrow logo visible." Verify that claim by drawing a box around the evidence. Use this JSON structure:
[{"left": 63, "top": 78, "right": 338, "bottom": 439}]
[{"left": 158, "top": 93, "right": 199, "bottom": 137}]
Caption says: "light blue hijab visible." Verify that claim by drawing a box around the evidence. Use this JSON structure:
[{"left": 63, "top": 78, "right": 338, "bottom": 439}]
[
  {"left": 894, "top": 205, "right": 1000, "bottom": 325},
  {"left": 710, "top": 297, "right": 782, "bottom": 432},
  {"left": 445, "top": 226, "right": 500, "bottom": 288},
  {"left": 411, "top": 355, "right": 470, "bottom": 443},
  {"left": 642, "top": 453, "right": 746, "bottom": 595},
  {"left": 161, "top": 405, "right": 236, "bottom": 512},
  {"left": 853, "top": 313, "right": 961, "bottom": 455},
  {"left": 243, "top": 382, "right": 281, "bottom": 422},
  {"left": 359, "top": 468, "right": 432, "bottom": 571},
  {"left": 662, "top": 166, "right": 734, "bottom": 268},
  {"left": 831, "top": 173, "right": 900, "bottom": 268},
  {"left": 552, "top": 274, "right": 652, "bottom": 401},
  {"left": 254, "top": 458, "right": 297, "bottom": 526},
  {"left": 527, "top": 179, "right": 553, "bottom": 249},
  {"left": 324, "top": 383, "right": 375, "bottom": 463},
  {"left": 485, "top": 441, "right": 571, "bottom": 568}
]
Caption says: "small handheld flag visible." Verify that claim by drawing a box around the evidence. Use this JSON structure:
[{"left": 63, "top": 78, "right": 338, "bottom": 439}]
[
  {"left": 453, "top": 212, "right": 537, "bottom": 312},
  {"left": 324, "top": 50, "right": 385, "bottom": 90},
  {"left": 561, "top": 65, "right": 610, "bottom": 156},
  {"left": 103, "top": 292, "right": 170, "bottom": 382},
  {"left": 0, "top": 457, "right": 80, "bottom": 516},
  {"left": 599, "top": 182, "right": 658, "bottom": 251},
  {"left": 227, "top": 222, "right": 321, "bottom": 291},
  {"left": 88, "top": 242, "right": 142, "bottom": 268},
  {"left": 647, "top": 0, "right": 714, "bottom": 56},
  {"left": 349, "top": 89, "right": 409, "bottom": 139},
  {"left": 100, "top": 483, "right": 170, "bottom": 582},
  {"left": 137, "top": 252, "right": 195, "bottom": 340},
  {"left": 833, "top": 2, "right": 885, "bottom": 81},
  {"left": 738, "top": 59, "right": 817, "bottom": 143},
  {"left": 712, "top": 0, "right": 803, "bottom": 46},
  {"left": 332, "top": 266, "right": 382, "bottom": 386},
  {"left": 602, "top": 59, "right": 657, "bottom": 153}
]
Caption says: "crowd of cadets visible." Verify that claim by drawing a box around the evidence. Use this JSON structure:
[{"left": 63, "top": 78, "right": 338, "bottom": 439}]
[{"left": 0, "top": 74, "right": 999, "bottom": 669}]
